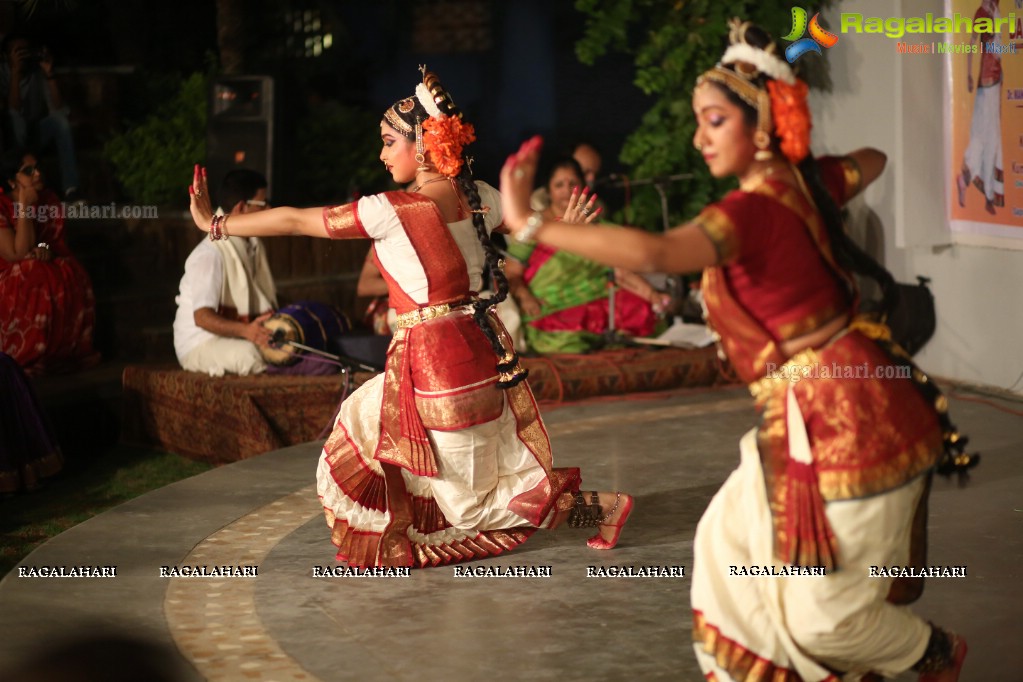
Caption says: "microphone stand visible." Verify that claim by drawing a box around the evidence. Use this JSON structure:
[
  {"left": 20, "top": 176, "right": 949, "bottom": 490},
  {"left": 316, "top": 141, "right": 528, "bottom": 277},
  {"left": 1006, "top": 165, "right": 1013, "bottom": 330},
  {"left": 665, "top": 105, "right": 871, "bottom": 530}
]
[
  {"left": 267, "top": 332, "right": 384, "bottom": 438},
  {"left": 596, "top": 172, "right": 694, "bottom": 233}
]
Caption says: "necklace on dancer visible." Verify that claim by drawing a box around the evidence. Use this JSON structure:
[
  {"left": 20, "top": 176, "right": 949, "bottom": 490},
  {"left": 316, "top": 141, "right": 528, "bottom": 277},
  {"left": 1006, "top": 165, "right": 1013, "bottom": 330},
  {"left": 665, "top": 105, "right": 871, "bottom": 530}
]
[
  {"left": 740, "top": 164, "right": 783, "bottom": 192},
  {"left": 410, "top": 175, "right": 449, "bottom": 193}
]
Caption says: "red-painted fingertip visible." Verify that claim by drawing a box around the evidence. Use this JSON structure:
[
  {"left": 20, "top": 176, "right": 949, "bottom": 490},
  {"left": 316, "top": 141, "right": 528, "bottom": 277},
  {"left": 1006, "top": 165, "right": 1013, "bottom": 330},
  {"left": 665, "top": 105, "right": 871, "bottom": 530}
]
[
  {"left": 188, "top": 185, "right": 194, "bottom": 195},
  {"left": 201, "top": 167, "right": 207, "bottom": 178}
]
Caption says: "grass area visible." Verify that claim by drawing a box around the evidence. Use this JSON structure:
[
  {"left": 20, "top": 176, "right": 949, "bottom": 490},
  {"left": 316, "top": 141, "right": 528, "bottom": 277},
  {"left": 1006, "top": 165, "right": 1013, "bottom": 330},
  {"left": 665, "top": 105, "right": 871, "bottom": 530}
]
[{"left": 0, "top": 444, "right": 212, "bottom": 578}]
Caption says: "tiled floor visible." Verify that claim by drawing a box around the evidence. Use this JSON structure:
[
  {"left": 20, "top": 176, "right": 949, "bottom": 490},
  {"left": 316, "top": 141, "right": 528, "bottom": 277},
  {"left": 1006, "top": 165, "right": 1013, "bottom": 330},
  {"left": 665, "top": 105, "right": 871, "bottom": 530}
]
[{"left": 0, "top": 385, "right": 1019, "bottom": 681}]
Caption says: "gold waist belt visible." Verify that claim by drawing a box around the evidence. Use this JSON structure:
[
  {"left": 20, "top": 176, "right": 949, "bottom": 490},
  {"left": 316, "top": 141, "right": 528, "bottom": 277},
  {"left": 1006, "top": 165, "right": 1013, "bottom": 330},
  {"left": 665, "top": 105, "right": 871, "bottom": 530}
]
[
  {"left": 395, "top": 301, "right": 473, "bottom": 330},
  {"left": 746, "top": 318, "right": 889, "bottom": 401}
]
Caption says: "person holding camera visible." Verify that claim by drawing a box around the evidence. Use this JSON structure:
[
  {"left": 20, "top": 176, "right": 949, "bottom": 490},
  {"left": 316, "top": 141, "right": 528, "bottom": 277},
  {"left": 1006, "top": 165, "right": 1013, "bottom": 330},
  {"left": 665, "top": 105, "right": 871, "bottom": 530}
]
[{"left": 0, "top": 33, "right": 80, "bottom": 202}]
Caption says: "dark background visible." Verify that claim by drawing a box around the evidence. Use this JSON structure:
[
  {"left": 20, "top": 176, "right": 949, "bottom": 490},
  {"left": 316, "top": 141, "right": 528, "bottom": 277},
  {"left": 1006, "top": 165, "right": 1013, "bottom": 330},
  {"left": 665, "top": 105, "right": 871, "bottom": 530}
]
[{"left": 0, "top": 0, "right": 653, "bottom": 203}]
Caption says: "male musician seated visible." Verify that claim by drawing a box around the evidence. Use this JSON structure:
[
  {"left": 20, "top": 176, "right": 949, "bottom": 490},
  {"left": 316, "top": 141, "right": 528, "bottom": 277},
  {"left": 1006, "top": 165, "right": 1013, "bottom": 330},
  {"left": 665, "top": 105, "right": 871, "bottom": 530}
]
[{"left": 173, "top": 169, "right": 276, "bottom": 376}]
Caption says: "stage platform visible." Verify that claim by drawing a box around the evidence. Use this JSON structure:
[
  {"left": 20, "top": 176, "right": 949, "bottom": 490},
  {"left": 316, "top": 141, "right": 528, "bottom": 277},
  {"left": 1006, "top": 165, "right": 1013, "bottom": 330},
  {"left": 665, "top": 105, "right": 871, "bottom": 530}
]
[
  {"left": 0, "top": 385, "right": 1019, "bottom": 680},
  {"left": 121, "top": 346, "right": 728, "bottom": 464}
]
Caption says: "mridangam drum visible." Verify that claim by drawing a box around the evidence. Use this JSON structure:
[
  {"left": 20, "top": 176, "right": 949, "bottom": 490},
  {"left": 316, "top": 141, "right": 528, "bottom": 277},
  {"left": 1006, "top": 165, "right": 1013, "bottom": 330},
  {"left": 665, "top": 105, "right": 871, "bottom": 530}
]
[{"left": 260, "top": 301, "right": 351, "bottom": 366}]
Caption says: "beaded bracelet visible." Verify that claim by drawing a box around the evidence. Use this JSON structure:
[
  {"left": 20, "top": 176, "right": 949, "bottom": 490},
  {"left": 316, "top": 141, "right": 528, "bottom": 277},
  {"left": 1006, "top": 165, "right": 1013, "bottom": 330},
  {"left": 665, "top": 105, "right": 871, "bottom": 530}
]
[
  {"left": 208, "top": 215, "right": 224, "bottom": 241},
  {"left": 515, "top": 211, "right": 544, "bottom": 244},
  {"left": 221, "top": 214, "right": 230, "bottom": 239}
]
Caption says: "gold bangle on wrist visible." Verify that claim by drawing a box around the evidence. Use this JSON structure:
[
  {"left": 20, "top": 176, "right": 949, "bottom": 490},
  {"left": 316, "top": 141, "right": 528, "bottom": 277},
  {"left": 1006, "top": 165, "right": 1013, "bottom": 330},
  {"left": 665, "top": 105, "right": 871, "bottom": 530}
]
[{"left": 515, "top": 211, "right": 544, "bottom": 244}]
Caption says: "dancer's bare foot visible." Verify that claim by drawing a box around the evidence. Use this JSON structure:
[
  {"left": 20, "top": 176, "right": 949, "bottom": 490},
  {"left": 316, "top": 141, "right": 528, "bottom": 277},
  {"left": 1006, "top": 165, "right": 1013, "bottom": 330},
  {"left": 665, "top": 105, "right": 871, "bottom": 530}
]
[
  {"left": 955, "top": 175, "right": 966, "bottom": 207},
  {"left": 587, "top": 492, "right": 634, "bottom": 549},
  {"left": 918, "top": 634, "right": 967, "bottom": 682}
]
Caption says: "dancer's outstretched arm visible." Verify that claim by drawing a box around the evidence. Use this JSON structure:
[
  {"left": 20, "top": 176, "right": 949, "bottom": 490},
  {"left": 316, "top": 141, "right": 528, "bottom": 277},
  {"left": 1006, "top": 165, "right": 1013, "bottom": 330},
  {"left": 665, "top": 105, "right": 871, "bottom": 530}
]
[{"left": 188, "top": 165, "right": 337, "bottom": 239}]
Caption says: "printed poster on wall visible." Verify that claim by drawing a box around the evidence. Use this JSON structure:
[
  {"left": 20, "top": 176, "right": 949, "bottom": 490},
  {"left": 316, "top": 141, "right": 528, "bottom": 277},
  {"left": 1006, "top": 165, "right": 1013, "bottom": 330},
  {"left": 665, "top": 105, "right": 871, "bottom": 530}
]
[{"left": 948, "top": 0, "right": 1023, "bottom": 240}]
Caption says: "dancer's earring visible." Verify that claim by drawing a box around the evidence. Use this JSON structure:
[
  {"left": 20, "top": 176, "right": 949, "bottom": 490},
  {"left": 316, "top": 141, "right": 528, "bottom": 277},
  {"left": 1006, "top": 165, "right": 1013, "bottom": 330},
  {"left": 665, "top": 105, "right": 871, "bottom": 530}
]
[
  {"left": 753, "top": 130, "right": 774, "bottom": 161},
  {"left": 415, "top": 117, "right": 429, "bottom": 171}
]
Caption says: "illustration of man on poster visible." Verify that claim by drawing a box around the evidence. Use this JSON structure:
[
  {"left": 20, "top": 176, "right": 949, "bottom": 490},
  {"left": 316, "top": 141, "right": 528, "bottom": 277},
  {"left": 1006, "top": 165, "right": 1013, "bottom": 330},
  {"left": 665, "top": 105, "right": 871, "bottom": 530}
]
[{"left": 955, "top": 0, "right": 1005, "bottom": 214}]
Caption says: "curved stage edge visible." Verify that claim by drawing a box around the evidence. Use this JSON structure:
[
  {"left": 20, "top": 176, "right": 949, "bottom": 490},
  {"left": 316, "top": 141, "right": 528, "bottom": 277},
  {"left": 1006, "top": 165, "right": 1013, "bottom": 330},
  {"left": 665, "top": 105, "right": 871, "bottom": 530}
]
[{"left": 0, "top": 386, "right": 1018, "bottom": 681}]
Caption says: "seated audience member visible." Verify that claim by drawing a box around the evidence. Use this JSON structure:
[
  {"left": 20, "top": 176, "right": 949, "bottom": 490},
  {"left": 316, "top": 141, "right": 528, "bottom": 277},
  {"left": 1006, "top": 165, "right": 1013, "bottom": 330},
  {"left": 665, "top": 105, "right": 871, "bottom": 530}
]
[
  {"left": 572, "top": 141, "right": 603, "bottom": 191},
  {"left": 0, "top": 149, "right": 97, "bottom": 373},
  {"left": 0, "top": 351, "right": 62, "bottom": 493},
  {"left": 173, "top": 169, "right": 276, "bottom": 376},
  {"left": 0, "top": 34, "right": 81, "bottom": 201},
  {"left": 530, "top": 141, "right": 605, "bottom": 210},
  {"left": 507, "top": 157, "right": 669, "bottom": 354}
]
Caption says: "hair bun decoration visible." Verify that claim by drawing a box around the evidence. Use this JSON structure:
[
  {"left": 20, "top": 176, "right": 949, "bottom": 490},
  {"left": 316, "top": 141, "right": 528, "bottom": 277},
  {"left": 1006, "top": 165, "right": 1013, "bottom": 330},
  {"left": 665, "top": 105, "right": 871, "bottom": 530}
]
[
  {"left": 414, "top": 66, "right": 476, "bottom": 177},
  {"left": 720, "top": 18, "right": 795, "bottom": 85}
]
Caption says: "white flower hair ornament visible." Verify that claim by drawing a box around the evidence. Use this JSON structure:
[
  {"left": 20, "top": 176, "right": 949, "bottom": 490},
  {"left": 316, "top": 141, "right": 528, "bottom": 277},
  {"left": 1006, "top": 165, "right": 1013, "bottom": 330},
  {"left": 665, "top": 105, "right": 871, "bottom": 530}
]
[{"left": 720, "top": 43, "right": 795, "bottom": 85}]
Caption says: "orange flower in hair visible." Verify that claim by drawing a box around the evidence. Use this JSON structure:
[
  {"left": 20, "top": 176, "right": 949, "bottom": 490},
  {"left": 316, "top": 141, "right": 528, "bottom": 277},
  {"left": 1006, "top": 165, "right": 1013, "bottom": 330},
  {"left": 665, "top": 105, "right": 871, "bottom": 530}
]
[
  {"left": 422, "top": 115, "right": 476, "bottom": 177},
  {"left": 767, "top": 79, "right": 811, "bottom": 163}
]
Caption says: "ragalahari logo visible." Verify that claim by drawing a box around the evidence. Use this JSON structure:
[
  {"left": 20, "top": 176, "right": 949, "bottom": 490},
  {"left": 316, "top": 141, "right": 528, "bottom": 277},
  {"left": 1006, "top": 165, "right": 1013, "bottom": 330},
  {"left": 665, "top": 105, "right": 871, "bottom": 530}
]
[{"left": 784, "top": 7, "right": 839, "bottom": 62}]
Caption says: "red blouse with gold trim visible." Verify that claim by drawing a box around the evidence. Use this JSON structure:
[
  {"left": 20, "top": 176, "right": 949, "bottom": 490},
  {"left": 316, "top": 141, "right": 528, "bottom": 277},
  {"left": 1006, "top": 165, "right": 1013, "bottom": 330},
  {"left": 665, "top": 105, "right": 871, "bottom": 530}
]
[{"left": 694, "top": 157, "right": 942, "bottom": 569}]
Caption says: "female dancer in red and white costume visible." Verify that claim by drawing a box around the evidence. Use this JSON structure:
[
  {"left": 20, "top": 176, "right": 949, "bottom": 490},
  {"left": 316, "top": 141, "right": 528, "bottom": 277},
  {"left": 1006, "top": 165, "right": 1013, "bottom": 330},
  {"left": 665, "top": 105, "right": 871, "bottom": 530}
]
[
  {"left": 499, "top": 20, "right": 972, "bottom": 682},
  {"left": 188, "top": 68, "right": 632, "bottom": 569}
]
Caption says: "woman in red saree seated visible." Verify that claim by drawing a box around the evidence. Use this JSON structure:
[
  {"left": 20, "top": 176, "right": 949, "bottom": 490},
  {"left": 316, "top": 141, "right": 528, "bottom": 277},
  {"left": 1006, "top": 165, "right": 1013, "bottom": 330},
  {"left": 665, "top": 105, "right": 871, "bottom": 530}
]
[
  {"left": 0, "top": 150, "right": 97, "bottom": 374},
  {"left": 188, "top": 68, "right": 633, "bottom": 569},
  {"left": 506, "top": 156, "right": 667, "bottom": 353},
  {"left": 499, "top": 20, "right": 972, "bottom": 682}
]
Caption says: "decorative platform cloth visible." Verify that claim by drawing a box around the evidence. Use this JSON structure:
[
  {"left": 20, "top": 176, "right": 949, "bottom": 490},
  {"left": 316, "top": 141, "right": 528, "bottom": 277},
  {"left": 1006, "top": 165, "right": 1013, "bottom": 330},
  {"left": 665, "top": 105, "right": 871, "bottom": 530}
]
[
  {"left": 121, "top": 366, "right": 358, "bottom": 464},
  {"left": 121, "top": 346, "right": 727, "bottom": 464}
]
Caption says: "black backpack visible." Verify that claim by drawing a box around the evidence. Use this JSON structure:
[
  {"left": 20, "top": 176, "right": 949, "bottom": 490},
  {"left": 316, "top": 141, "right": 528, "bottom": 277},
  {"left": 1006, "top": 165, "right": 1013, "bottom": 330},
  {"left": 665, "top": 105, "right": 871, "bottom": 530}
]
[{"left": 885, "top": 276, "right": 936, "bottom": 356}]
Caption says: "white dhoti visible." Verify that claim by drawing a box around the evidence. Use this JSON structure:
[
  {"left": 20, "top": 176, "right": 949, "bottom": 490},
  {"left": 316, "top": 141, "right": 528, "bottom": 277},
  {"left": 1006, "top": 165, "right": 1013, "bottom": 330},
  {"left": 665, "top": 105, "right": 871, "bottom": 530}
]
[
  {"left": 691, "top": 427, "right": 931, "bottom": 681},
  {"left": 180, "top": 335, "right": 266, "bottom": 377},
  {"left": 963, "top": 83, "right": 1004, "bottom": 204}
]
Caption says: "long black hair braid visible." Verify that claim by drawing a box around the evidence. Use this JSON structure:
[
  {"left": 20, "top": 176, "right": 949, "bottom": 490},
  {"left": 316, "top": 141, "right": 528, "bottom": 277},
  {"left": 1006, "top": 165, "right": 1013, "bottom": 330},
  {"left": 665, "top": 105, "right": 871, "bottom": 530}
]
[
  {"left": 454, "top": 167, "right": 513, "bottom": 358},
  {"left": 709, "top": 22, "right": 977, "bottom": 479}
]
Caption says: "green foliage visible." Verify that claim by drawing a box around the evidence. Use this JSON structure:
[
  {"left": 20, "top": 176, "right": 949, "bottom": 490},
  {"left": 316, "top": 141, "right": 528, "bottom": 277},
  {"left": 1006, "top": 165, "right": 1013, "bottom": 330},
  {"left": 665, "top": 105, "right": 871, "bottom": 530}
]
[
  {"left": 574, "top": 1, "right": 835, "bottom": 231},
  {"left": 103, "top": 72, "right": 210, "bottom": 206},
  {"left": 294, "top": 101, "right": 390, "bottom": 204}
]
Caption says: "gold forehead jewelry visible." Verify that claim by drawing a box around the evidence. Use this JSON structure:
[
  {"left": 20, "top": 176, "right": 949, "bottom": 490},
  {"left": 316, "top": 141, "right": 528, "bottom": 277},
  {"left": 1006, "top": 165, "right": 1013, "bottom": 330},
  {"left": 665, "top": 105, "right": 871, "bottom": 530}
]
[{"left": 384, "top": 107, "right": 413, "bottom": 135}]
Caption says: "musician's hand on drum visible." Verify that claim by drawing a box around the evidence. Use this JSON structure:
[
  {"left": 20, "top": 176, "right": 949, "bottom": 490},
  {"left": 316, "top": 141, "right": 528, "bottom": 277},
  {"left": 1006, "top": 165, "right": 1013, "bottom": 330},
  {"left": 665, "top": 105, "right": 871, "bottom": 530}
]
[
  {"left": 246, "top": 311, "right": 274, "bottom": 347},
  {"left": 188, "top": 164, "right": 214, "bottom": 232},
  {"left": 562, "top": 187, "right": 601, "bottom": 224}
]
